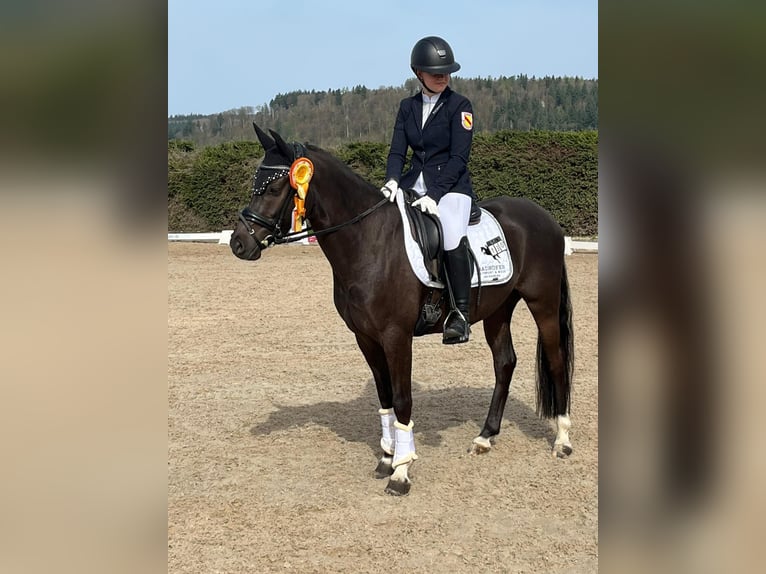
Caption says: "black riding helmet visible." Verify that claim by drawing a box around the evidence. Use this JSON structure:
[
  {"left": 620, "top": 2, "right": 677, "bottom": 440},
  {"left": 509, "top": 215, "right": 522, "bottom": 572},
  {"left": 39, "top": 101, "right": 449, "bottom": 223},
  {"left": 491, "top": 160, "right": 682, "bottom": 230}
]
[{"left": 410, "top": 36, "right": 460, "bottom": 75}]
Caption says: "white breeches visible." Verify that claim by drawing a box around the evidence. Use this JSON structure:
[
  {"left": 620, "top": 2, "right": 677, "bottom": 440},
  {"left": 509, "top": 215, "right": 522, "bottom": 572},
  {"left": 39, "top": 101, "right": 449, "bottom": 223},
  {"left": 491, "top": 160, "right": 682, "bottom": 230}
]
[{"left": 438, "top": 192, "right": 471, "bottom": 250}]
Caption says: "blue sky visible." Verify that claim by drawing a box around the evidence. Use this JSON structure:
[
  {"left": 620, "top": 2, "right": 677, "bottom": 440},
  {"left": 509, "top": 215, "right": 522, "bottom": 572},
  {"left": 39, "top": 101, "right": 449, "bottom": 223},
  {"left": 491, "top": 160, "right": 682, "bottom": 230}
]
[{"left": 168, "top": 0, "right": 598, "bottom": 116}]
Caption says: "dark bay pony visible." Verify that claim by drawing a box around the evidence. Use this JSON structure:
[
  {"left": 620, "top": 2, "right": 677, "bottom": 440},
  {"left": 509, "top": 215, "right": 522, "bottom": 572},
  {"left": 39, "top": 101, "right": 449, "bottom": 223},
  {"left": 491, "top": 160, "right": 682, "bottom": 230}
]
[{"left": 231, "top": 124, "right": 574, "bottom": 495}]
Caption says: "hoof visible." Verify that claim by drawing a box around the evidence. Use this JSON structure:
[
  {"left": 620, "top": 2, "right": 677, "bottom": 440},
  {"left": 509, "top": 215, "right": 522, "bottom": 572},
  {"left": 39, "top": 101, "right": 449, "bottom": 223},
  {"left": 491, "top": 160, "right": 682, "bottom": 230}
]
[
  {"left": 384, "top": 478, "right": 411, "bottom": 496},
  {"left": 469, "top": 435, "right": 493, "bottom": 455},
  {"left": 374, "top": 457, "right": 394, "bottom": 479},
  {"left": 552, "top": 443, "right": 573, "bottom": 459}
]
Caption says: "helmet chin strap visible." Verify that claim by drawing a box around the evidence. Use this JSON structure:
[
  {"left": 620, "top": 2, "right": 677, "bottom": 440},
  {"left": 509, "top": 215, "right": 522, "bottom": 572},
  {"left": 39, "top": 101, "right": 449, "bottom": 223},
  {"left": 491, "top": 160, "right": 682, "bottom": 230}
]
[{"left": 416, "top": 72, "right": 440, "bottom": 96}]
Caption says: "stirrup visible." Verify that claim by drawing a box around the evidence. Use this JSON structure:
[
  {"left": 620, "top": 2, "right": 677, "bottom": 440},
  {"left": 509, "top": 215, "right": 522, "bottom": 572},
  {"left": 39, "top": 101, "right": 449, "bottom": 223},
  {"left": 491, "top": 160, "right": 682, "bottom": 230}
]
[{"left": 443, "top": 309, "right": 470, "bottom": 344}]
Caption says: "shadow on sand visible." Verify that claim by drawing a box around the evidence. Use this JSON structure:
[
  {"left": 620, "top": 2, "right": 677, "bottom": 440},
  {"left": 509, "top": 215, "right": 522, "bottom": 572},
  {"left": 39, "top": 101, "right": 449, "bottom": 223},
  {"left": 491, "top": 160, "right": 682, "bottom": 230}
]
[{"left": 250, "top": 379, "right": 553, "bottom": 453}]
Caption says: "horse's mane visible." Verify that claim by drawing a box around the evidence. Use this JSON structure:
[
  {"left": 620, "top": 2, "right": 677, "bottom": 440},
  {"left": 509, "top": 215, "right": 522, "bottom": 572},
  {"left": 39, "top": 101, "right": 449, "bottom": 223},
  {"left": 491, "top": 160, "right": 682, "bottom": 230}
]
[{"left": 306, "top": 144, "right": 380, "bottom": 197}]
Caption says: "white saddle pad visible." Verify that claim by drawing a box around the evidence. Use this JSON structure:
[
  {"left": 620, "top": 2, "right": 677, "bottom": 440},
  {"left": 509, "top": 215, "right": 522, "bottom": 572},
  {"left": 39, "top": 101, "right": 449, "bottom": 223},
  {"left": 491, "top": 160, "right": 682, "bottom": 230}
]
[{"left": 395, "top": 192, "right": 514, "bottom": 288}]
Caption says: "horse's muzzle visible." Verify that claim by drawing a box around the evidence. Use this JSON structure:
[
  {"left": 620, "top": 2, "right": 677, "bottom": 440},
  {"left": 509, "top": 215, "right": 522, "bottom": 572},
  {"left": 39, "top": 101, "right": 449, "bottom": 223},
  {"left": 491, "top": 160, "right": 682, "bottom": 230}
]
[{"left": 229, "top": 227, "right": 262, "bottom": 261}]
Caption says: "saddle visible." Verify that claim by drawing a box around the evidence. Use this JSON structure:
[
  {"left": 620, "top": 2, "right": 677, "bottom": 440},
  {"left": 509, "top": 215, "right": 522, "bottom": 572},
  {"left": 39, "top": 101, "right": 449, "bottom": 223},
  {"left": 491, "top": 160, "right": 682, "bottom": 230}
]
[
  {"left": 402, "top": 189, "right": 443, "bottom": 282},
  {"left": 402, "top": 189, "right": 482, "bottom": 283},
  {"left": 401, "top": 189, "right": 482, "bottom": 336}
]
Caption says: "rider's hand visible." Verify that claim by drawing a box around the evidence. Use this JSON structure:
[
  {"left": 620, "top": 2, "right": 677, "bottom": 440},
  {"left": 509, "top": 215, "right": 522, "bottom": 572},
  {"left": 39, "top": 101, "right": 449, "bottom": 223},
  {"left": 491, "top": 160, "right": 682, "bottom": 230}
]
[
  {"left": 380, "top": 179, "right": 400, "bottom": 203},
  {"left": 412, "top": 195, "right": 439, "bottom": 216}
]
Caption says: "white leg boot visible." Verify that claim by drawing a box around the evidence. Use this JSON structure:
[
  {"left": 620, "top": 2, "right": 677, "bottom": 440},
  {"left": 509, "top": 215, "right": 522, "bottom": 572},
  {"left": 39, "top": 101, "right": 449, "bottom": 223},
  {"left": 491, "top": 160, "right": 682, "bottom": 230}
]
[
  {"left": 378, "top": 408, "right": 395, "bottom": 455},
  {"left": 385, "top": 419, "right": 418, "bottom": 495},
  {"left": 374, "top": 409, "right": 396, "bottom": 479},
  {"left": 392, "top": 419, "right": 418, "bottom": 468}
]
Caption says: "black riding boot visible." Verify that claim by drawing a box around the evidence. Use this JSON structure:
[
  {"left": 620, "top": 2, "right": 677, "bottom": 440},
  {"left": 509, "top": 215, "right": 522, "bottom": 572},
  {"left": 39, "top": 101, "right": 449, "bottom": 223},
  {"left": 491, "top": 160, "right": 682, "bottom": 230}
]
[{"left": 443, "top": 237, "right": 472, "bottom": 345}]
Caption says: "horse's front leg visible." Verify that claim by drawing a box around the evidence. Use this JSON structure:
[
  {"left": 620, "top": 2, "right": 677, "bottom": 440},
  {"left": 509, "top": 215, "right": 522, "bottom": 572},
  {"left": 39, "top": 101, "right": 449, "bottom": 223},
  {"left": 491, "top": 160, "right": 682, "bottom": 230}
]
[
  {"left": 354, "top": 333, "right": 396, "bottom": 478},
  {"left": 381, "top": 331, "right": 417, "bottom": 496},
  {"left": 375, "top": 408, "right": 396, "bottom": 478}
]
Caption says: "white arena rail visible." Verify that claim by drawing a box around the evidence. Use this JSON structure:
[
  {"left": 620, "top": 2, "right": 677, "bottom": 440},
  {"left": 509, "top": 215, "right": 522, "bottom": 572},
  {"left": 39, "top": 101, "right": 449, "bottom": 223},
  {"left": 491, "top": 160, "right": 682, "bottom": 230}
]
[
  {"left": 168, "top": 232, "right": 222, "bottom": 243},
  {"left": 169, "top": 231, "right": 597, "bottom": 254},
  {"left": 564, "top": 237, "right": 598, "bottom": 255}
]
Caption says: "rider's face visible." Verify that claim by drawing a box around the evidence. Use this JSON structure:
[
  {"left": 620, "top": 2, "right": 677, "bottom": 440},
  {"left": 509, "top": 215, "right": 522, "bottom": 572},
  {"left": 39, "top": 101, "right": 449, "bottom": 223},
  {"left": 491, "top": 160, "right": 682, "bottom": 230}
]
[{"left": 418, "top": 71, "right": 450, "bottom": 93}]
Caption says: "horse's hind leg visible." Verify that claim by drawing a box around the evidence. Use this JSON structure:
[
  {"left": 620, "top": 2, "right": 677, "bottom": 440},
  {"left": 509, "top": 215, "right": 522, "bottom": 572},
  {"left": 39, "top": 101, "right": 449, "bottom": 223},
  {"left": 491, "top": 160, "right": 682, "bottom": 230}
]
[
  {"left": 471, "top": 293, "right": 521, "bottom": 455},
  {"left": 527, "top": 290, "right": 574, "bottom": 459},
  {"left": 354, "top": 333, "right": 395, "bottom": 478}
]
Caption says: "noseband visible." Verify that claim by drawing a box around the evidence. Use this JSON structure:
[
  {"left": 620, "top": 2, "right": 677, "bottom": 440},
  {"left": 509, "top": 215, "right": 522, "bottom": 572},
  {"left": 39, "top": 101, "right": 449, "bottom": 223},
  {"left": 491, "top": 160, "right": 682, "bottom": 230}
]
[{"left": 238, "top": 143, "right": 388, "bottom": 249}]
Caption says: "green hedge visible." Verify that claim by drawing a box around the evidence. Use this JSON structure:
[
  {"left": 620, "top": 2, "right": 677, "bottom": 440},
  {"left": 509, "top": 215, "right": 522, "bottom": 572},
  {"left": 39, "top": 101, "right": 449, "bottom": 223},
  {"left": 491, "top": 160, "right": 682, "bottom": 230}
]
[
  {"left": 168, "top": 139, "right": 263, "bottom": 232},
  {"left": 471, "top": 131, "right": 598, "bottom": 236},
  {"left": 168, "top": 130, "right": 598, "bottom": 236}
]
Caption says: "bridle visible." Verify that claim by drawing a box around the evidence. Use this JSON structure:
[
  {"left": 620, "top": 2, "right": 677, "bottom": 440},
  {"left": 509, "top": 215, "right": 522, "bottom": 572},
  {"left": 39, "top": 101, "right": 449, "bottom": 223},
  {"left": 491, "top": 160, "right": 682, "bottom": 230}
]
[
  {"left": 238, "top": 143, "right": 388, "bottom": 249},
  {"left": 238, "top": 165, "right": 295, "bottom": 246}
]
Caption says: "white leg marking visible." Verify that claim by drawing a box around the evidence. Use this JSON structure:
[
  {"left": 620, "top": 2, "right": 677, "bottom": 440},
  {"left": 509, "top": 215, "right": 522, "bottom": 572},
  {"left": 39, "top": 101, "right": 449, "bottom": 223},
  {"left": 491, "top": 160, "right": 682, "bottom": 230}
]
[
  {"left": 471, "top": 435, "right": 492, "bottom": 454},
  {"left": 553, "top": 414, "right": 572, "bottom": 457},
  {"left": 473, "top": 436, "right": 492, "bottom": 448},
  {"left": 555, "top": 414, "right": 572, "bottom": 445}
]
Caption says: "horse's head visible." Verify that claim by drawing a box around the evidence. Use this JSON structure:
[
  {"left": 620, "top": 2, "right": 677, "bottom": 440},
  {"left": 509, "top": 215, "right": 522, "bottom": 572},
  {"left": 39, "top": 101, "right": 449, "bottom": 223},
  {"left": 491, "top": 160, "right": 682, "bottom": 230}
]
[{"left": 230, "top": 124, "right": 307, "bottom": 260}]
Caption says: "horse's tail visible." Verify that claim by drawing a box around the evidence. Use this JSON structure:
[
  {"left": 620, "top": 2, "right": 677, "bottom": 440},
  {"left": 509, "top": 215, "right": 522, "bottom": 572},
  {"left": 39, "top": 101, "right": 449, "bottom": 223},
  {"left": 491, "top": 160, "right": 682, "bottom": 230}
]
[{"left": 535, "top": 263, "right": 574, "bottom": 418}]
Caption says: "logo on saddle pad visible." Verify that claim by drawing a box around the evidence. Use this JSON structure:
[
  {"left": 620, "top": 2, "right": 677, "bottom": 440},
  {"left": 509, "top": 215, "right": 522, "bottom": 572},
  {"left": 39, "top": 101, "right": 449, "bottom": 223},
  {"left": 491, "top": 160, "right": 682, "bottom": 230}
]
[{"left": 481, "top": 237, "right": 507, "bottom": 261}]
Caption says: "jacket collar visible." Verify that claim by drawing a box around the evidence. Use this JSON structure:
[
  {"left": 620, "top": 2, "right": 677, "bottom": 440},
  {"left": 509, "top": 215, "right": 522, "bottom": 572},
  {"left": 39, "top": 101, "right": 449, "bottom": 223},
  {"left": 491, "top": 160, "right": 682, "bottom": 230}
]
[
  {"left": 411, "top": 85, "right": 453, "bottom": 103},
  {"left": 412, "top": 86, "right": 452, "bottom": 132}
]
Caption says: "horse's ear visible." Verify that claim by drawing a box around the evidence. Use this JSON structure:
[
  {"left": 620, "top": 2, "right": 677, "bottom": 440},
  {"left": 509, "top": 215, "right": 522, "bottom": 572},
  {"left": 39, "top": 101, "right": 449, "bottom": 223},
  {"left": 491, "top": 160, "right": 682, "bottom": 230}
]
[
  {"left": 253, "top": 123, "right": 275, "bottom": 150},
  {"left": 269, "top": 129, "right": 293, "bottom": 160}
]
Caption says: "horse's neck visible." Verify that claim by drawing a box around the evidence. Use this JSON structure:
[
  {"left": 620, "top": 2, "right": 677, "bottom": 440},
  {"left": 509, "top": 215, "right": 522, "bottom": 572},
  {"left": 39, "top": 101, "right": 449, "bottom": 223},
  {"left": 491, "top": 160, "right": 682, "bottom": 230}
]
[
  {"left": 309, "top": 180, "right": 399, "bottom": 280},
  {"left": 308, "top": 159, "right": 381, "bottom": 235}
]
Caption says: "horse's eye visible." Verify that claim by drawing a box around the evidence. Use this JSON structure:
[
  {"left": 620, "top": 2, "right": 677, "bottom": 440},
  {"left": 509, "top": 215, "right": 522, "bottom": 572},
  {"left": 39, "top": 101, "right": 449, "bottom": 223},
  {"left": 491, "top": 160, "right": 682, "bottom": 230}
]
[{"left": 266, "top": 184, "right": 281, "bottom": 196}]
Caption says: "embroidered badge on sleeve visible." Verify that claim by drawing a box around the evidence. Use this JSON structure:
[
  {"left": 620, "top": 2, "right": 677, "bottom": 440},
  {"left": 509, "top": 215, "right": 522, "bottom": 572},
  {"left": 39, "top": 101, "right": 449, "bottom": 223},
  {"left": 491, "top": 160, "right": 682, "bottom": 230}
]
[{"left": 461, "top": 111, "right": 473, "bottom": 130}]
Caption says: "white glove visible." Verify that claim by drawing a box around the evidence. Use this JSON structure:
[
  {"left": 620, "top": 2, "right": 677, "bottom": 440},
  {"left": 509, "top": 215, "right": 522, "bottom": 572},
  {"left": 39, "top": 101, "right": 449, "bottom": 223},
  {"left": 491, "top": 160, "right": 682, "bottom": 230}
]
[
  {"left": 412, "top": 195, "right": 439, "bottom": 216},
  {"left": 380, "top": 179, "right": 400, "bottom": 203}
]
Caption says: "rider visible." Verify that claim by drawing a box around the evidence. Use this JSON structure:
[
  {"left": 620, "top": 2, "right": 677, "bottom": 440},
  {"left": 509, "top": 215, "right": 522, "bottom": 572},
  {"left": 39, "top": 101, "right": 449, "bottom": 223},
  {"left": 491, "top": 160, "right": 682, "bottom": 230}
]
[{"left": 381, "top": 35, "right": 476, "bottom": 344}]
